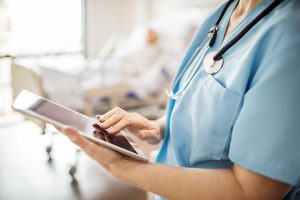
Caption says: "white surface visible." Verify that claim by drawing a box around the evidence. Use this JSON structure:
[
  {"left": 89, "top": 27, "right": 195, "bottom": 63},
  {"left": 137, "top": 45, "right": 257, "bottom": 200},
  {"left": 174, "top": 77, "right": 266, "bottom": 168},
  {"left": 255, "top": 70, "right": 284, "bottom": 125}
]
[
  {"left": 8, "top": 0, "right": 82, "bottom": 55},
  {"left": 85, "top": 0, "right": 223, "bottom": 57}
]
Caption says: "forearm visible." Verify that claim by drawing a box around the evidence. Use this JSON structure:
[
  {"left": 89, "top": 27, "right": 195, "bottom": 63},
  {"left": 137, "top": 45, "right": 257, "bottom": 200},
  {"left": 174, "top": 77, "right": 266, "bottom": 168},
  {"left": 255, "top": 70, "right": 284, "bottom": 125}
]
[
  {"left": 112, "top": 159, "right": 246, "bottom": 200},
  {"left": 62, "top": 126, "right": 290, "bottom": 200}
]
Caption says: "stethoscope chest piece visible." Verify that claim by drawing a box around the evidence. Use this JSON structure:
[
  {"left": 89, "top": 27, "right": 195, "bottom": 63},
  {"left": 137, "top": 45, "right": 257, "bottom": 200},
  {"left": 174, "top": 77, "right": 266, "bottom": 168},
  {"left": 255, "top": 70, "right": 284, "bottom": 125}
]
[{"left": 203, "top": 51, "right": 224, "bottom": 75}]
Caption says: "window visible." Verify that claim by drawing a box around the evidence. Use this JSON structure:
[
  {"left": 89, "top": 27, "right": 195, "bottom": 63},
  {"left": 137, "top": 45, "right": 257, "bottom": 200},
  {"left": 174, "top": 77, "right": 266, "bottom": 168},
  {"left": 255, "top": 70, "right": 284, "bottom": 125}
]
[
  {"left": 0, "top": 0, "right": 83, "bottom": 115},
  {"left": 7, "top": 0, "right": 83, "bottom": 55}
]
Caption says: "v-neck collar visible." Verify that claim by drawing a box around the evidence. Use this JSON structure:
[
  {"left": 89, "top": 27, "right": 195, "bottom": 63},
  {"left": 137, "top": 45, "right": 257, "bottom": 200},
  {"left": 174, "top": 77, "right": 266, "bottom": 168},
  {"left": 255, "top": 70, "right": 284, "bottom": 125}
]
[
  {"left": 218, "top": 0, "right": 240, "bottom": 47},
  {"left": 213, "top": 0, "right": 273, "bottom": 51}
]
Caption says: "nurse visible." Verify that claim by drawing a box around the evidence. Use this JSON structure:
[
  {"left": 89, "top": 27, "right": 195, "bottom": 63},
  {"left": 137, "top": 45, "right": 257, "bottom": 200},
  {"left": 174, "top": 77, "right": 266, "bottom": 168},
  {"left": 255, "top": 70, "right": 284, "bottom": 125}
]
[{"left": 62, "top": 0, "right": 300, "bottom": 199}]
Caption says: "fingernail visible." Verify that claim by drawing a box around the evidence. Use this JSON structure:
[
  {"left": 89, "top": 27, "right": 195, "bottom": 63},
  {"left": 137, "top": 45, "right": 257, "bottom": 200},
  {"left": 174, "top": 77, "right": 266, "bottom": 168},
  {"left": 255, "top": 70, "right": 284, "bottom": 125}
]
[{"left": 92, "top": 124, "right": 99, "bottom": 129}]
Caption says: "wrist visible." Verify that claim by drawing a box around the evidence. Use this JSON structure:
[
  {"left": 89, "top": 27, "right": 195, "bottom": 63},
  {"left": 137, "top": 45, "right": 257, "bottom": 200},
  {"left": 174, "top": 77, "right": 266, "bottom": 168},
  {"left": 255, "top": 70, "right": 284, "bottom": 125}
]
[{"left": 110, "top": 156, "right": 141, "bottom": 181}]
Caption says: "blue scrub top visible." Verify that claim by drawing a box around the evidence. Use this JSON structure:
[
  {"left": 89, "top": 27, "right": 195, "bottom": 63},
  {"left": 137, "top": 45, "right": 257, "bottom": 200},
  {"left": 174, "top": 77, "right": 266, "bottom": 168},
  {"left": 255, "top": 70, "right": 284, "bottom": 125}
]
[{"left": 155, "top": 0, "right": 300, "bottom": 199}]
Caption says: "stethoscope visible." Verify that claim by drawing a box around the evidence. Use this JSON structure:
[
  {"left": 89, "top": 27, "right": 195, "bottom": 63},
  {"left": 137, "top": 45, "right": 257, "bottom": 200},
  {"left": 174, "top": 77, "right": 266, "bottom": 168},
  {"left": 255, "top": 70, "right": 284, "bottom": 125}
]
[{"left": 167, "top": 0, "right": 284, "bottom": 100}]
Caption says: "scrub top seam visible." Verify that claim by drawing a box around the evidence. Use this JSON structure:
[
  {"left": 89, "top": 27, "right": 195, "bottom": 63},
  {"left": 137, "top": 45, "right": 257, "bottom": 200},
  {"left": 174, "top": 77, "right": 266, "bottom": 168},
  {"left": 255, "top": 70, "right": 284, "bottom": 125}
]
[{"left": 220, "top": 94, "right": 243, "bottom": 158}]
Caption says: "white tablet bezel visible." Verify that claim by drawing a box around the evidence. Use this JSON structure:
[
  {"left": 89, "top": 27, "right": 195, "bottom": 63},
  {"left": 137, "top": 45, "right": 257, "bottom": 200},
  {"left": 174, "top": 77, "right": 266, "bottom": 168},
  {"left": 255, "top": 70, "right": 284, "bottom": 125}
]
[{"left": 12, "top": 90, "right": 149, "bottom": 162}]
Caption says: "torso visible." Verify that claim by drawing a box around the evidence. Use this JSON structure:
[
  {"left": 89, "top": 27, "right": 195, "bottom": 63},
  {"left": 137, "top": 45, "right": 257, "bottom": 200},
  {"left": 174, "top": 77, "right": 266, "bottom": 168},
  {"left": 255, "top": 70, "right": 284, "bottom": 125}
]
[{"left": 155, "top": 0, "right": 300, "bottom": 199}]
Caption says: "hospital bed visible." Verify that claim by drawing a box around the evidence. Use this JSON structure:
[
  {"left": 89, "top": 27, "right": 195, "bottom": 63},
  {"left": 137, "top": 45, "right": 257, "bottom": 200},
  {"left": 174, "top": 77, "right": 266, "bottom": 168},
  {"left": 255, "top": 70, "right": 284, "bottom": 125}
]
[
  {"left": 10, "top": 59, "right": 167, "bottom": 181},
  {"left": 11, "top": 63, "right": 46, "bottom": 132},
  {"left": 11, "top": 62, "right": 82, "bottom": 180},
  {"left": 8, "top": 19, "right": 198, "bottom": 187}
]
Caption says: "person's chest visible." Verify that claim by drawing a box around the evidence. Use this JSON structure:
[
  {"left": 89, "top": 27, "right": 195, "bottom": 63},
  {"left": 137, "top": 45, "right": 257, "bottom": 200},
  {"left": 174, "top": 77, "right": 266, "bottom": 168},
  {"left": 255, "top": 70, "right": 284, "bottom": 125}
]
[{"left": 168, "top": 2, "right": 275, "bottom": 167}]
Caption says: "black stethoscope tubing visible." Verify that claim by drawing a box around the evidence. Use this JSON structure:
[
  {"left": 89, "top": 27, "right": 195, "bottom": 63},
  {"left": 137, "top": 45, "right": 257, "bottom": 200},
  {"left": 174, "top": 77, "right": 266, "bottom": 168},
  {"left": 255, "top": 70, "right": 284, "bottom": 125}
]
[
  {"left": 211, "top": 0, "right": 285, "bottom": 61},
  {"left": 167, "top": 0, "right": 285, "bottom": 99}
]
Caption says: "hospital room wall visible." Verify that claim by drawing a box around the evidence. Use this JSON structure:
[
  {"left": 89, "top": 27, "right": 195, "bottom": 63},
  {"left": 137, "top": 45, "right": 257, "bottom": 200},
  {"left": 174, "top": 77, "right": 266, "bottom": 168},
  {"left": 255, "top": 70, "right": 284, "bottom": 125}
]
[
  {"left": 84, "top": 0, "right": 186, "bottom": 58},
  {"left": 85, "top": 0, "right": 149, "bottom": 58},
  {"left": 85, "top": 0, "right": 224, "bottom": 58}
]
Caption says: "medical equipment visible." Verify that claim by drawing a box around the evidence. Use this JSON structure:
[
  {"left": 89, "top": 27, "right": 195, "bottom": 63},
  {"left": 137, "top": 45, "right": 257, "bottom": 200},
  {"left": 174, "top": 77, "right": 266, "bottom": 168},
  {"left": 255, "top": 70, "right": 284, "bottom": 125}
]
[{"left": 166, "top": 0, "right": 284, "bottom": 99}]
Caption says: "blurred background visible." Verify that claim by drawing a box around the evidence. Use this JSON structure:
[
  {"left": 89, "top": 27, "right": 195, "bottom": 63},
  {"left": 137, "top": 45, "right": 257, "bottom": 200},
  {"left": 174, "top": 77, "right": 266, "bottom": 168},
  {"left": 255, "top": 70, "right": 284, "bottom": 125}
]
[{"left": 0, "top": 0, "right": 223, "bottom": 199}]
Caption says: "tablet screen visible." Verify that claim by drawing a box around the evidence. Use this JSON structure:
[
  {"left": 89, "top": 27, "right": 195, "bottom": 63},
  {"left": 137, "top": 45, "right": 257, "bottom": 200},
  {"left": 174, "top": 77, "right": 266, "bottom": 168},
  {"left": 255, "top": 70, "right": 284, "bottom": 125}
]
[{"left": 29, "top": 99, "right": 137, "bottom": 154}]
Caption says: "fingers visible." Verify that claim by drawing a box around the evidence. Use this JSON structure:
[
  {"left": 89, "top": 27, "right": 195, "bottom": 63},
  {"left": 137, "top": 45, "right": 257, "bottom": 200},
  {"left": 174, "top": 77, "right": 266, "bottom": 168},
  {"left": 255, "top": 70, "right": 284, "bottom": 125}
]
[
  {"left": 93, "top": 129, "right": 105, "bottom": 140},
  {"left": 96, "top": 115, "right": 102, "bottom": 120},
  {"left": 103, "top": 112, "right": 147, "bottom": 134},
  {"left": 61, "top": 126, "right": 123, "bottom": 169},
  {"left": 98, "top": 107, "right": 123, "bottom": 122},
  {"left": 95, "top": 107, "right": 162, "bottom": 143},
  {"left": 107, "top": 117, "right": 132, "bottom": 134},
  {"left": 61, "top": 127, "right": 98, "bottom": 158},
  {"left": 100, "top": 111, "right": 124, "bottom": 129},
  {"left": 93, "top": 124, "right": 103, "bottom": 131},
  {"left": 92, "top": 124, "right": 110, "bottom": 135},
  {"left": 98, "top": 107, "right": 138, "bottom": 134},
  {"left": 93, "top": 123, "right": 101, "bottom": 130}
]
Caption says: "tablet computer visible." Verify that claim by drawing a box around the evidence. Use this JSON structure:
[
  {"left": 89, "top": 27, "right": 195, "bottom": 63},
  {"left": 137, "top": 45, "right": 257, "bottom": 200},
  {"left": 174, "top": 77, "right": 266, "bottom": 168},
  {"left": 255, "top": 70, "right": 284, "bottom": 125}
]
[{"left": 12, "top": 90, "right": 148, "bottom": 162}]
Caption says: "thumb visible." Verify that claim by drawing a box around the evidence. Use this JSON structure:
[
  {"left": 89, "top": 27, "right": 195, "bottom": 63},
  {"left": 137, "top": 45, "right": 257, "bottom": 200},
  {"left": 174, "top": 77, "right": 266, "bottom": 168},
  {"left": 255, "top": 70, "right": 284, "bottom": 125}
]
[
  {"left": 61, "top": 126, "right": 91, "bottom": 149},
  {"left": 61, "top": 126, "right": 79, "bottom": 138}
]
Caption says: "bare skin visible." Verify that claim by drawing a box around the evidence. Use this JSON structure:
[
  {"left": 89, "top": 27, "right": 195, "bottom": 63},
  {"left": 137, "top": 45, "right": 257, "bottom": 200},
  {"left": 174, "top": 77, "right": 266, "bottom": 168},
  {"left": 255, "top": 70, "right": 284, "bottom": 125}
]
[
  {"left": 224, "top": 0, "right": 262, "bottom": 41},
  {"left": 61, "top": 0, "right": 292, "bottom": 199}
]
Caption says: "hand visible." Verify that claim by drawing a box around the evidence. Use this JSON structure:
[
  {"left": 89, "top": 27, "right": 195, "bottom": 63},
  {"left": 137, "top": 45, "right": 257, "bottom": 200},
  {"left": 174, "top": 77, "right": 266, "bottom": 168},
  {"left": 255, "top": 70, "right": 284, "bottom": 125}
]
[
  {"left": 61, "top": 127, "right": 125, "bottom": 172},
  {"left": 97, "top": 107, "right": 163, "bottom": 144}
]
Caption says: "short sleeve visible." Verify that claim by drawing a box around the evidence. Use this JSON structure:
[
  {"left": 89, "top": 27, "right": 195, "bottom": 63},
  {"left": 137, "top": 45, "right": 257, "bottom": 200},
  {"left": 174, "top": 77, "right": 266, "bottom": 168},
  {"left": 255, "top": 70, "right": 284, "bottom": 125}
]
[{"left": 229, "top": 39, "right": 300, "bottom": 186}]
